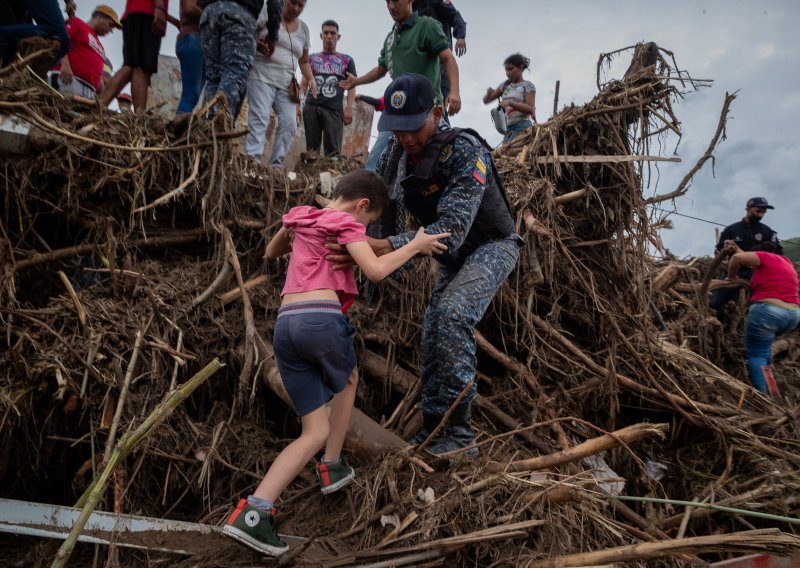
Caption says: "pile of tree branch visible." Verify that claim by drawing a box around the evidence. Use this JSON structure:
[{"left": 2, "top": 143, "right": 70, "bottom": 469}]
[{"left": 1, "top": 43, "right": 799, "bottom": 567}]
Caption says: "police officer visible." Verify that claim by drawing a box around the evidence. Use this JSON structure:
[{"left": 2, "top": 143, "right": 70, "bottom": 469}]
[
  {"left": 712, "top": 197, "right": 783, "bottom": 321},
  {"left": 370, "top": 73, "right": 523, "bottom": 455}
]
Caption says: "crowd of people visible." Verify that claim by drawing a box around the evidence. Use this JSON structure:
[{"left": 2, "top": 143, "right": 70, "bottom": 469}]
[
  {"left": 0, "top": 0, "right": 539, "bottom": 163},
  {"left": 2, "top": 0, "right": 795, "bottom": 558}
]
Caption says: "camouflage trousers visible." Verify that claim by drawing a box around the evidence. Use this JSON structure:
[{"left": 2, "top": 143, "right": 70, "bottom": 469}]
[
  {"left": 200, "top": 1, "right": 257, "bottom": 119},
  {"left": 420, "top": 236, "right": 521, "bottom": 416}
]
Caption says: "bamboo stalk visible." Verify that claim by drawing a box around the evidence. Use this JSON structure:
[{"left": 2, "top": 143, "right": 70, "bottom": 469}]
[
  {"left": 52, "top": 359, "right": 224, "bottom": 567},
  {"left": 612, "top": 495, "right": 800, "bottom": 526},
  {"left": 103, "top": 324, "right": 148, "bottom": 462}
]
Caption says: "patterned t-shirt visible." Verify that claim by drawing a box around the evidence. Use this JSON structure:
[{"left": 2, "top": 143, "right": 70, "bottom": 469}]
[
  {"left": 499, "top": 79, "right": 536, "bottom": 125},
  {"left": 306, "top": 52, "right": 357, "bottom": 111}
]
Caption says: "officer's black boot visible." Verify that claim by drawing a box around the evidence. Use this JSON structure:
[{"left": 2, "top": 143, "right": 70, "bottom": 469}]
[
  {"left": 447, "top": 401, "right": 479, "bottom": 458},
  {"left": 411, "top": 413, "right": 449, "bottom": 454}
]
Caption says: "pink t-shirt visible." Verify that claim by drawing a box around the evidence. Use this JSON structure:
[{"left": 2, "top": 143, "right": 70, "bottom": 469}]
[
  {"left": 750, "top": 252, "right": 799, "bottom": 305},
  {"left": 281, "top": 206, "right": 367, "bottom": 305}
]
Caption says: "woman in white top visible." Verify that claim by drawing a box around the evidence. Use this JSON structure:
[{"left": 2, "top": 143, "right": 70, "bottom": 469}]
[
  {"left": 483, "top": 53, "right": 536, "bottom": 144},
  {"left": 245, "top": 0, "right": 317, "bottom": 165}
]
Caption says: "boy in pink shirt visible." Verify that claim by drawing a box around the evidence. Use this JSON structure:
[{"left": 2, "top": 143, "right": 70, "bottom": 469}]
[{"left": 222, "top": 169, "right": 449, "bottom": 556}]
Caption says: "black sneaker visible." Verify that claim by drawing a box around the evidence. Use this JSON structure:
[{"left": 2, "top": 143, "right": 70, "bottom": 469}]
[
  {"left": 222, "top": 499, "right": 289, "bottom": 556},
  {"left": 315, "top": 460, "right": 355, "bottom": 494}
]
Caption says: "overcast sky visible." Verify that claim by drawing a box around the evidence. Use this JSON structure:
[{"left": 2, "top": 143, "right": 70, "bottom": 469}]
[{"left": 76, "top": 0, "right": 799, "bottom": 257}]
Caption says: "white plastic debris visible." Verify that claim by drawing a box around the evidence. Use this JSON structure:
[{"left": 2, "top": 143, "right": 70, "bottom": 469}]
[
  {"left": 416, "top": 487, "right": 435, "bottom": 505},
  {"left": 319, "top": 172, "right": 333, "bottom": 197},
  {"left": 583, "top": 452, "right": 625, "bottom": 496},
  {"left": 645, "top": 459, "right": 668, "bottom": 482},
  {"left": 380, "top": 514, "right": 400, "bottom": 528}
]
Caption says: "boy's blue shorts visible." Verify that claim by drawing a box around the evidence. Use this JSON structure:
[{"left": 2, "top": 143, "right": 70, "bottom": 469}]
[{"left": 273, "top": 300, "right": 356, "bottom": 416}]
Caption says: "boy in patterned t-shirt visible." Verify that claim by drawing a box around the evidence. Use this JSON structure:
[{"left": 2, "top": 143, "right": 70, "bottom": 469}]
[{"left": 302, "top": 19, "right": 357, "bottom": 156}]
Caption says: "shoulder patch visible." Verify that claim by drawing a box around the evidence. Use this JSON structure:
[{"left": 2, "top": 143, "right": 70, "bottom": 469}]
[
  {"left": 439, "top": 144, "right": 453, "bottom": 163},
  {"left": 472, "top": 158, "right": 487, "bottom": 185}
]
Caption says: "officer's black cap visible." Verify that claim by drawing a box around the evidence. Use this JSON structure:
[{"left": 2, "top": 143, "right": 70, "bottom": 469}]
[
  {"left": 377, "top": 73, "right": 437, "bottom": 132},
  {"left": 746, "top": 197, "right": 774, "bottom": 210}
]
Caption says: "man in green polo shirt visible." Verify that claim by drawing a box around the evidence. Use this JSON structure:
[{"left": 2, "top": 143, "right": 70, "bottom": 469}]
[
  {"left": 339, "top": 0, "right": 460, "bottom": 114},
  {"left": 340, "top": 0, "right": 460, "bottom": 170}
]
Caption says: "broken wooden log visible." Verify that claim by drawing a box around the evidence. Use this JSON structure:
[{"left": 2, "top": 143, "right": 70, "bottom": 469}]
[{"left": 487, "top": 423, "right": 668, "bottom": 473}]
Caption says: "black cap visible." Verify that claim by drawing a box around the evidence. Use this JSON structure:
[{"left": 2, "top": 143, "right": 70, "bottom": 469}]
[
  {"left": 377, "top": 73, "right": 437, "bottom": 132},
  {"left": 746, "top": 197, "right": 774, "bottom": 210}
]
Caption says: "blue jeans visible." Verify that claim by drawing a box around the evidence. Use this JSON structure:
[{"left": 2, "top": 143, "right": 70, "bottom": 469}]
[
  {"left": 502, "top": 119, "right": 533, "bottom": 144},
  {"left": 176, "top": 33, "right": 205, "bottom": 114},
  {"left": 420, "top": 237, "right": 521, "bottom": 415},
  {"left": 366, "top": 130, "right": 393, "bottom": 171},
  {"left": 744, "top": 303, "right": 800, "bottom": 392},
  {"left": 0, "top": 0, "right": 70, "bottom": 60}
]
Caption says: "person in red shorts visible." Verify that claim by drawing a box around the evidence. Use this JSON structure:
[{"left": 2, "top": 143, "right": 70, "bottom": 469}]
[
  {"left": 100, "top": 0, "right": 177, "bottom": 113},
  {"left": 51, "top": 5, "right": 121, "bottom": 99}
]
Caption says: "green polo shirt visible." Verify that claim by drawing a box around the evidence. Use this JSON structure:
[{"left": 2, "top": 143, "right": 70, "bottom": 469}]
[{"left": 378, "top": 12, "right": 450, "bottom": 103}]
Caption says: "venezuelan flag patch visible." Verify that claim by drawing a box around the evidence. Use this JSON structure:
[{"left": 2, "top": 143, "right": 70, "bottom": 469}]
[{"left": 472, "top": 158, "right": 487, "bottom": 185}]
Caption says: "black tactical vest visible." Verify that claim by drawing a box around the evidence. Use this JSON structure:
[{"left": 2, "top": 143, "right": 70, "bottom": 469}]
[{"left": 388, "top": 128, "right": 517, "bottom": 266}]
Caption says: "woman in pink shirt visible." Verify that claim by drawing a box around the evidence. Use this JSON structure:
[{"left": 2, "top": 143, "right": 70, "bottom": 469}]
[
  {"left": 222, "top": 169, "right": 449, "bottom": 556},
  {"left": 728, "top": 244, "right": 800, "bottom": 393}
]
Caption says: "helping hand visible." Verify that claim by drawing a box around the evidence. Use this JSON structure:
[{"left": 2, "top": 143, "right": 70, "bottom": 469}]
[
  {"left": 412, "top": 227, "right": 450, "bottom": 256},
  {"left": 339, "top": 72, "right": 357, "bottom": 91},
  {"left": 325, "top": 236, "right": 356, "bottom": 270}
]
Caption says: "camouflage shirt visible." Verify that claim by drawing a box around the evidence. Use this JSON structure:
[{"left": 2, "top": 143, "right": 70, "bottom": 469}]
[{"left": 376, "top": 124, "right": 498, "bottom": 257}]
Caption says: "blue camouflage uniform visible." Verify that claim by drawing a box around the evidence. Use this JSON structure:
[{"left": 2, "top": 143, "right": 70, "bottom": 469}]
[
  {"left": 376, "top": 124, "right": 522, "bottom": 418},
  {"left": 200, "top": 0, "right": 281, "bottom": 119}
]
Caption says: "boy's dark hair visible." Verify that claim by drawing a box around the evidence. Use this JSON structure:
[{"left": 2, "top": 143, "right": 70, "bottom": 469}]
[
  {"left": 321, "top": 19, "right": 339, "bottom": 31},
  {"left": 504, "top": 53, "right": 531, "bottom": 71},
  {"left": 333, "top": 170, "right": 389, "bottom": 213},
  {"left": 753, "top": 242, "right": 778, "bottom": 254}
]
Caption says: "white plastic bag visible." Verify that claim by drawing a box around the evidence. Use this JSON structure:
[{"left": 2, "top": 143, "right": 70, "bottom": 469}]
[{"left": 490, "top": 105, "right": 507, "bottom": 135}]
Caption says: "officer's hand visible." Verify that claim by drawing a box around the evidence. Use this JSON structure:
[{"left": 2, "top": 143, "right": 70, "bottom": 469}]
[
  {"left": 455, "top": 38, "right": 467, "bottom": 57},
  {"left": 339, "top": 73, "right": 357, "bottom": 91},
  {"left": 325, "top": 236, "right": 356, "bottom": 270},
  {"left": 343, "top": 106, "right": 353, "bottom": 125},
  {"left": 446, "top": 91, "right": 461, "bottom": 115}
]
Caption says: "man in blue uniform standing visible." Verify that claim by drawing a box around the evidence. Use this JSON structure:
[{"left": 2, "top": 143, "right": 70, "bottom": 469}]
[
  {"left": 712, "top": 197, "right": 783, "bottom": 322},
  {"left": 414, "top": 0, "right": 467, "bottom": 102},
  {"left": 371, "top": 73, "right": 522, "bottom": 455}
]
